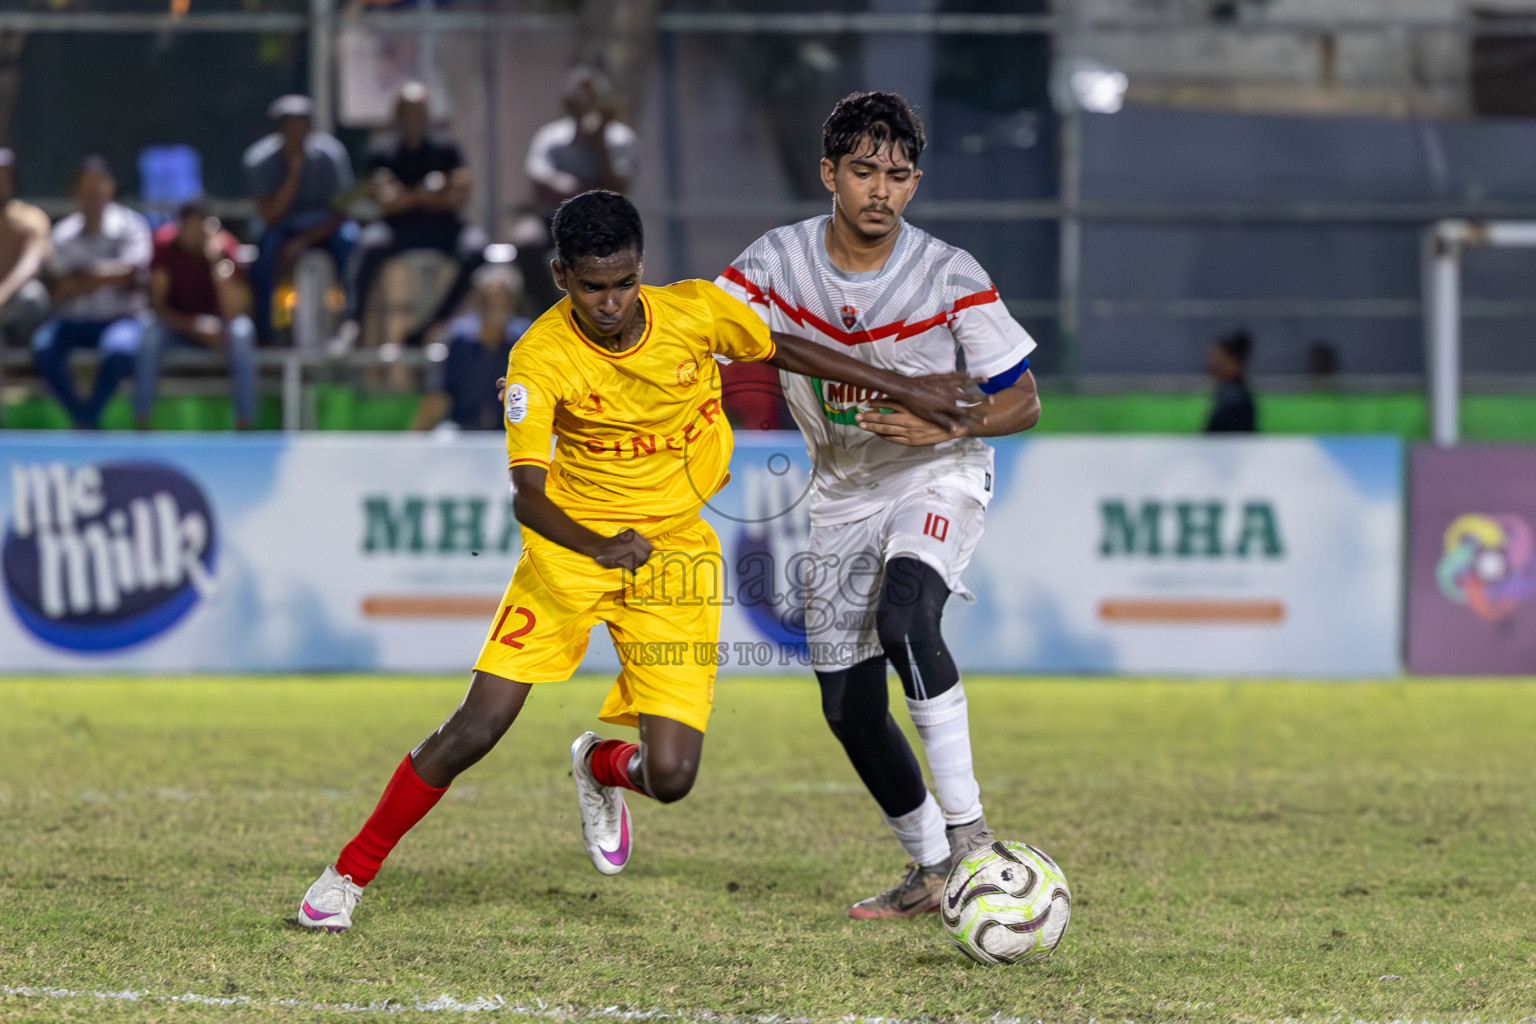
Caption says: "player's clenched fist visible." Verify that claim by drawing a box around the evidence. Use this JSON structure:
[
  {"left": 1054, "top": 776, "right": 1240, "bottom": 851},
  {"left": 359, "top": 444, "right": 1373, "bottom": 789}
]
[{"left": 593, "top": 528, "right": 653, "bottom": 571}]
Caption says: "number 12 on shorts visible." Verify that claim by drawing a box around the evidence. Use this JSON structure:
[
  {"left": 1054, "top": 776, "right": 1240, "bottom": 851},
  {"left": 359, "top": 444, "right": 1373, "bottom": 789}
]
[
  {"left": 493, "top": 605, "right": 537, "bottom": 649},
  {"left": 922, "top": 513, "right": 949, "bottom": 543}
]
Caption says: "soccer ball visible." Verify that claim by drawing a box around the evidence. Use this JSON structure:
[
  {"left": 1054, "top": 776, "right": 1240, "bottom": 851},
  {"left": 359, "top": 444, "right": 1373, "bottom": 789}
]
[{"left": 941, "top": 839, "right": 1071, "bottom": 965}]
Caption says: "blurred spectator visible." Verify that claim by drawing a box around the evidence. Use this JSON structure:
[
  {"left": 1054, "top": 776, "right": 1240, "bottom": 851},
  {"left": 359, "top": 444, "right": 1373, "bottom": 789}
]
[
  {"left": 1204, "top": 329, "right": 1257, "bottom": 433},
  {"left": 0, "top": 149, "right": 51, "bottom": 348},
  {"left": 33, "top": 157, "right": 150, "bottom": 429},
  {"left": 516, "top": 64, "right": 640, "bottom": 312},
  {"left": 526, "top": 65, "right": 640, "bottom": 206},
  {"left": 135, "top": 201, "right": 257, "bottom": 430},
  {"left": 344, "top": 81, "right": 483, "bottom": 345},
  {"left": 244, "top": 94, "right": 355, "bottom": 343},
  {"left": 411, "top": 262, "right": 531, "bottom": 432},
  {"left": 1306, "top": 340, "right": 1340, "bottom": 389}
]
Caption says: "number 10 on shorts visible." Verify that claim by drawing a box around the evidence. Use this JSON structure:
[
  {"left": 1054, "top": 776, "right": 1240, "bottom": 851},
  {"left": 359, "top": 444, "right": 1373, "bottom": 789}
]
[{"left": 923, "top": 513, "right": 949, "bottom": 543}]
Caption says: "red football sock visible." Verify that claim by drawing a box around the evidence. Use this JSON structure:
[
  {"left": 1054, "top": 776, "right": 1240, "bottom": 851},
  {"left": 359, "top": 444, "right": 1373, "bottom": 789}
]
[
  {"left": 334, "top": 754, "right": 447, "bottom": 886},
  {"left": 588, "top": 739, "right": 644, "bottom": 793}
]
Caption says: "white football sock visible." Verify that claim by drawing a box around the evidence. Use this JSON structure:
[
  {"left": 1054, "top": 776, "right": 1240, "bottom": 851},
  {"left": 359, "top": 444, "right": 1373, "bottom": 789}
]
[
  {"left": 883, "top": 791, "right": 950, "bottom": 868},
  {"left": 906, "top": 682, "right": 983, "bottom": 826}
]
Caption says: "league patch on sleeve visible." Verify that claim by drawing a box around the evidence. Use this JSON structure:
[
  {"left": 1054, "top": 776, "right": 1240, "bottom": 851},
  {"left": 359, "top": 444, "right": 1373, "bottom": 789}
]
[{"left": 505, "top": 383, "right": 529, "bottom": 424}]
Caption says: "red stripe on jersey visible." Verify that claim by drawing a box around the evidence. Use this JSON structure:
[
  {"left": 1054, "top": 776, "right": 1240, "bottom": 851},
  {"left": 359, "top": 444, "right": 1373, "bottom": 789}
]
[
  {"left": 895, "top": 310, "right": 950, "bottom": 340},
  {"left": 720, "top": 265, "right": 769, "bottom": 304},
  {"left": 951, "top": 284, "right": 1000, "bottom": 314},
  {"left": 740, "top": 276, "right": 1002, "bottom": 348}
]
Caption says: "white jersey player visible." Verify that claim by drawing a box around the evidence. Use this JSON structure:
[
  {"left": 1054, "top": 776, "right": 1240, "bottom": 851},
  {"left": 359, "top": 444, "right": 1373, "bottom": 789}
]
[{"left": 717, "top": 92, "right": 1041, "bottom": 919}]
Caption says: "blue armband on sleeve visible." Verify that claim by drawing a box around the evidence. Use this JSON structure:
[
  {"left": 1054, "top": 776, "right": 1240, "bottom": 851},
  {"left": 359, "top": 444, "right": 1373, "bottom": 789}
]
[{"left": 977, "top": 356, "right": 1029, "bottom": 394}]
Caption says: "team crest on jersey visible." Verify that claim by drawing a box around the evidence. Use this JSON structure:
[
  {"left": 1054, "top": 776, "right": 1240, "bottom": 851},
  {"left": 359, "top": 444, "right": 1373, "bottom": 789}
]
[
  {"left": 504, "top": 383, "right": 529, "bottom": 424},
  {"left": 675, "top": 359, "right": 699, "bottom": 388},
  {"left": 840, "top": 305, "right": 860, "bottom": 330}
]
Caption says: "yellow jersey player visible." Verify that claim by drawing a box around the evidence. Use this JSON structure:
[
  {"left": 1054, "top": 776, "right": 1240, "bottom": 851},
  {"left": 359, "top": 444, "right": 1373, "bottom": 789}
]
[{"left": 297, "top": 190, "right": 975, "bottom": 930}]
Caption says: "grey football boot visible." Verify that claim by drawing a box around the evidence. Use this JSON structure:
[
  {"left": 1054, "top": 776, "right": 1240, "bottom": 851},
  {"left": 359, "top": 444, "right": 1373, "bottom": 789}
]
[{"left": 847, "top": 861, "right": 948, "bottom": 919}]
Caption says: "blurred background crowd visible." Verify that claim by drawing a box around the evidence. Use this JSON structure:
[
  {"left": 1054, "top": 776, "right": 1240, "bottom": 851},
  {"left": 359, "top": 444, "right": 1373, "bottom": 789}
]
[{"left": 2, "top": 0, "right": 1536, "bottom": 439}]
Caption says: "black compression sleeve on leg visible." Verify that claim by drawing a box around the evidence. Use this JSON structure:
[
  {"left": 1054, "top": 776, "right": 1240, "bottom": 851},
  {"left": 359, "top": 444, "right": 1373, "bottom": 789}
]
[
  {"left": 877, "top": 557, "right": 960, "bottom": 702},
  {"left": 817, "top": 656, "right": 929, "bottom": 819}
]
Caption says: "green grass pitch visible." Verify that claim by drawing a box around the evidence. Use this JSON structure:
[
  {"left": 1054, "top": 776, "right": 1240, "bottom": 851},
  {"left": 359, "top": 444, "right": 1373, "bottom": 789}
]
[{"left": 2, "top": 676, "right": 1535, "bottom": 1023}]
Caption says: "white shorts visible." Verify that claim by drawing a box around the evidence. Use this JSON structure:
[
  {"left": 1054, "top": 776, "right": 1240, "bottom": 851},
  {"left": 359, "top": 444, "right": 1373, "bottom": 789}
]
[{"left": 800, "top": 485, "right": 986, "bottom": 671}]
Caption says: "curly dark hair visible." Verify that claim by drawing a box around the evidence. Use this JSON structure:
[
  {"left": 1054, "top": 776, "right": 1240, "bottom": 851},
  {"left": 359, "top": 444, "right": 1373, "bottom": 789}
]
[
  {"left": 822, "top": 91, "right": 926, "bottom": 166},
  {"left": 551, "top": 190, "right": 644, "bottom": 267}
]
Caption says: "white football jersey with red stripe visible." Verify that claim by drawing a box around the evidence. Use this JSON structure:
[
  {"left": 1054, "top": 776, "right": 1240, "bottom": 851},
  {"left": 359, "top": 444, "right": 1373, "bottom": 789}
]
[{"left": 717, "top": 215, "right": 1036, "bottom": 526}]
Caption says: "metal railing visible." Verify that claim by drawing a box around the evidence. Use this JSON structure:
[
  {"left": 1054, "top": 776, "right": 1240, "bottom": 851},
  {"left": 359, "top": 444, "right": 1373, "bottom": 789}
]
[{"left": 0, "top": 344, "right": 434, "bottom": 432}]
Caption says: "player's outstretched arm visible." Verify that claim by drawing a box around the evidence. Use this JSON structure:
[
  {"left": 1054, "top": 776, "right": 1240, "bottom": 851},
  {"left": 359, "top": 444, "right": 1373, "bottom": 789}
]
[
  {"left": 856, "top": 370, "right": 1040, "bottom": 446},
  {"left": 766, "top": 331, "right": 971, "bottom": 433},
  {"left": 510, "top": 465, "right": 654, "bottom": 571}
]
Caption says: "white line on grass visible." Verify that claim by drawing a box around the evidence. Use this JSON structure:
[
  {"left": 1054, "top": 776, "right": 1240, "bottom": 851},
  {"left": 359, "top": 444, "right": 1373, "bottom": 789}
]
[
  {"left": 3, "top": 988, "right": 1530, "bottom": 1024},
  {"left": 1, "top": 985, "right": 988, "bottom": 1022}
]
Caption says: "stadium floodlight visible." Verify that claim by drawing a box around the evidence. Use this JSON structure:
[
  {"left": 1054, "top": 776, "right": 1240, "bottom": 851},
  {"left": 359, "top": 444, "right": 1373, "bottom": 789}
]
[
  {"left": 1052, "top": 57, "right": 1128, "bottom": 114},
  {"left": 1422, "top": 219, "right": 1536, "bottom": 446},
  {"left": 1071, "top": 67, "right": 1128, "bottom": 114}
]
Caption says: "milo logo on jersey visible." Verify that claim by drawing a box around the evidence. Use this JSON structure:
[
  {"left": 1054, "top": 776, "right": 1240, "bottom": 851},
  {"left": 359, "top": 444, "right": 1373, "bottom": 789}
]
[
  {"left": 3, "top": 462, "right": 216, "bottom": 652},
  {"left": 810, "top": 377, "right": 891, "bottom": 426}
]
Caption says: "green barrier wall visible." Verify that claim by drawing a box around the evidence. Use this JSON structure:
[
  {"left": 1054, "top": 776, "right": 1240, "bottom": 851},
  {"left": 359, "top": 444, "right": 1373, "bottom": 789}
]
[{"left": 3, "top": 391, "right": 1532, "bottom": 439}]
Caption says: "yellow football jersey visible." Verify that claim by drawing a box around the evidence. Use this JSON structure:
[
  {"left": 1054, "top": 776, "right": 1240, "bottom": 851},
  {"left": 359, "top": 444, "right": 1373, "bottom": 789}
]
[{"left": 503, "top": 279, "right": 776, "bottom": 533}]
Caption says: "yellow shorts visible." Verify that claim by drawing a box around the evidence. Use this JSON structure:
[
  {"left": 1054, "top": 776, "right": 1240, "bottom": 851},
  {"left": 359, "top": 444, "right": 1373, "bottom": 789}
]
[{"left": 472, "top": 516, "right": 725, "bottom": 734}]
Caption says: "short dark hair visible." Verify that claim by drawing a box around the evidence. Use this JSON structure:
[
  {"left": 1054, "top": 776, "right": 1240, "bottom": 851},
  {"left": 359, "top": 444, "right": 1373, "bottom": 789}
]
[
  {"left": 551, "top": 190, "right": 643, "bottom": 267},
  {"left": 1218, "top": 330, "right": 1253, "bottom": 366},
  {"left": 177, "top": 198, "right": 210, "bottom": 221},
  {"left": 822, "top": 91, "right": 926, "bottom": 166},
  {"left": 73, "top": 154, "right": 113, "bottom": 187}
]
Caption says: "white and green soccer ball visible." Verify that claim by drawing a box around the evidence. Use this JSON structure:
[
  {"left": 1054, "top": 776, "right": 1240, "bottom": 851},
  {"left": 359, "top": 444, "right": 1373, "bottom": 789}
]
[{"left": 941, "top": 839, "right": 1071, "bottom": 965}]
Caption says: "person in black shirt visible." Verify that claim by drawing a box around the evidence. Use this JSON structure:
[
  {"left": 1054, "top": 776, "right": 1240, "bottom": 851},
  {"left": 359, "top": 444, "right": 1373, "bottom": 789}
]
[
  {"left": 411, "top": 262, "right": 530, "bottom": 431},
  {"left": 1204, "top": 329, "right": 1257, "bottom": 433},
  {"left": 345, "top": 82, "right": 484, "bottom": 339}
]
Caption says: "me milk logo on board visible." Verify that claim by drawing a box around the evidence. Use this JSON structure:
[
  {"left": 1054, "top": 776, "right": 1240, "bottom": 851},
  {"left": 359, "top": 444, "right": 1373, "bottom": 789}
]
[{"left": 2, "top": 462, "right": 217, "bottom": 652}]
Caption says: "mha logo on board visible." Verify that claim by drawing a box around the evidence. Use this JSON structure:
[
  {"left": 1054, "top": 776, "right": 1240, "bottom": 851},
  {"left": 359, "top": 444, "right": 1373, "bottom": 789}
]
[{"left": 2, "top": 462, "right": 217, "bottom": 652}]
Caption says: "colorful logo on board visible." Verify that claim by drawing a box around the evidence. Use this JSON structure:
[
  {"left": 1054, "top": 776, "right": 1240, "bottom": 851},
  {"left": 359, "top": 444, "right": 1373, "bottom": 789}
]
[
  {"left": 3, "top": 461, "right": 217, "bottom": 652},
  {"left": 1436, "top": 513, "right": 1536, "bottom": 621}
]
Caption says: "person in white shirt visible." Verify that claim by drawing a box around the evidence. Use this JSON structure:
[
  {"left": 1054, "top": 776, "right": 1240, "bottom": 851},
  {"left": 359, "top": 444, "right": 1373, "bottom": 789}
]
[
  {"left": 32, "top": 157, "right": 151, "bottom": 428},
  {"left": 717, "top": 92, "right": 1041, "bottom": 919},
  {"left": 525, "top": 65, "right": 640, "bottom": 208},
  {"left": 516, "top": 65, "right": 640, "bottom": 313}
]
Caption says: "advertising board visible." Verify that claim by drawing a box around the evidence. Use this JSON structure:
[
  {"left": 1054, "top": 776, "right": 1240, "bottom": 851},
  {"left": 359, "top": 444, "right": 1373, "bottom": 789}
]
[
  {"left": 1406, "top": 445, "right": 1536, "bottom": 675},
  {"left": 0, "top": 434, "right": 1402, "bottom": 676}
]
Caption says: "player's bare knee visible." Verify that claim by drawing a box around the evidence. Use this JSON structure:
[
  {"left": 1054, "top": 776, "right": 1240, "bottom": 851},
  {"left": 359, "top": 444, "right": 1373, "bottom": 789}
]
[
  {"left": 648, "top": 770, "right": 695, "bottom": 804},
  {"left": 642, "top": 753, "right": 698, "bottom": 803}
]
